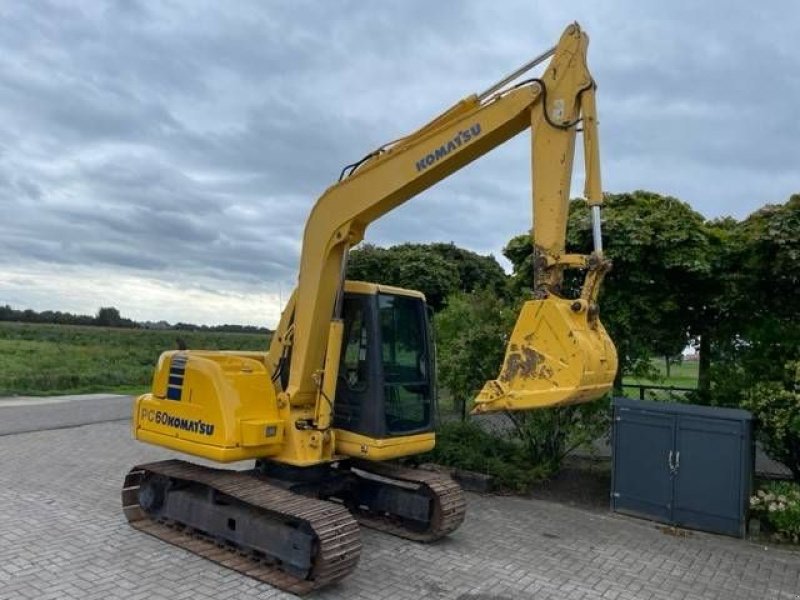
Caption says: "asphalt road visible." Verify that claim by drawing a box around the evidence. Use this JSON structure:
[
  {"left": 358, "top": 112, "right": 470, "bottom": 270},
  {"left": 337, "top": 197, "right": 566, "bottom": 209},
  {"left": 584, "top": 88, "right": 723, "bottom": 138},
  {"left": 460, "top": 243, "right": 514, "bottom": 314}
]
[{"left": 0, "top": 393, "right": 132, "bottom": 436}]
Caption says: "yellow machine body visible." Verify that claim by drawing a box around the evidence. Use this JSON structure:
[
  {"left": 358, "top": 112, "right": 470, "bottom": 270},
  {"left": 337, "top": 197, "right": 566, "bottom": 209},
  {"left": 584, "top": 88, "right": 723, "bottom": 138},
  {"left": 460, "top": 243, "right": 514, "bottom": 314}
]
[
  {"left": 133, "top": 351, "right": 283, "bottom": 463},
  {"left": 133, "top": 282, "right": 435, "bottom": 465},
  {"left": 133, "top": 354, "right": 437, "bottom": 465}
]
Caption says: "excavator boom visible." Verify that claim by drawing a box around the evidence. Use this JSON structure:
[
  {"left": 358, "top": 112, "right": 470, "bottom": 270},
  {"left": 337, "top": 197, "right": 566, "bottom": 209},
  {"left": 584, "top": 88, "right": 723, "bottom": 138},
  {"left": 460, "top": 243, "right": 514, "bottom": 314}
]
[{"left": 269, "top": 22, "right": 616, "bottom": 424}]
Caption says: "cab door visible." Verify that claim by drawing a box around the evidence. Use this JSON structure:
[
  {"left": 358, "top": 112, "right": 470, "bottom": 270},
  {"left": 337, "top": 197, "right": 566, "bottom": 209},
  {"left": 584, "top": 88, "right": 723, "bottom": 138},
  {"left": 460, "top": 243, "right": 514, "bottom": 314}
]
[
  {"left": 377, "top": 294, "right": 434, "bottom": 435},
  {"left": 333, "top": 294, "right": 381, "bottom": 436}
]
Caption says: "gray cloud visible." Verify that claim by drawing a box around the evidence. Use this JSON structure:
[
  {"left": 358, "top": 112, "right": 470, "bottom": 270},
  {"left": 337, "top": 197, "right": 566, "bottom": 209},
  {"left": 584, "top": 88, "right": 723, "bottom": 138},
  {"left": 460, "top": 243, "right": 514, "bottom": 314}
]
[{"left": 0, "top": 1, "right": 797, "bottom": 325}]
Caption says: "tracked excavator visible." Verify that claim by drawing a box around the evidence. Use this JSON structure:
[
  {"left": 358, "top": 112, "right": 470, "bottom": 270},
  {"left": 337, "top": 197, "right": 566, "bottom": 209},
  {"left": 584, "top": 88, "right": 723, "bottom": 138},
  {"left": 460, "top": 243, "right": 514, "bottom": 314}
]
[{"left": 122, "top": 22, "right": 617, "bottom": 594}]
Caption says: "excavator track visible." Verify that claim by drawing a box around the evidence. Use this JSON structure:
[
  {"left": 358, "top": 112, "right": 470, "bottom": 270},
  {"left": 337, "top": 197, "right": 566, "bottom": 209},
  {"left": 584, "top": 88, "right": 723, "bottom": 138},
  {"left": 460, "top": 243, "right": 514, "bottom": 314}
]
[
  {"left": 347, "top": 460, "right": 466, "bottom": 542},
  {"left": 121, "top": 459, "right": 361, "bottom": 595}
]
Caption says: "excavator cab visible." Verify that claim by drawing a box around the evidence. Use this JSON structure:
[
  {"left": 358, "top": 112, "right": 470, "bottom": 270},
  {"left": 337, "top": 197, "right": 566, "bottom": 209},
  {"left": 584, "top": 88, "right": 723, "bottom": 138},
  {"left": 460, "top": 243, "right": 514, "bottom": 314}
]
[{"left": 332, "top": 282, "right": 436, "bottom": 459}]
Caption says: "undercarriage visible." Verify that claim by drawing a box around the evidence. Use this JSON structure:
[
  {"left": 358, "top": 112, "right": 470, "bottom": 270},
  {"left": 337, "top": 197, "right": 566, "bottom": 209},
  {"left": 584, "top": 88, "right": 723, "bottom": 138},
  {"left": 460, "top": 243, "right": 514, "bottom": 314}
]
[{"left": 122, "top": 458, "right": 465, "bottom": 594}]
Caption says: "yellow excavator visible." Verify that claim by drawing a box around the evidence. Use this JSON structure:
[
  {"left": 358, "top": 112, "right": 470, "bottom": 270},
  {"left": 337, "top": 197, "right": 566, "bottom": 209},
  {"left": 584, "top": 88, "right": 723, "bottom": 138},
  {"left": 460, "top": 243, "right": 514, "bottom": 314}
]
[{"left": 122, "top": 23, "right": 617, "bottom": 594}]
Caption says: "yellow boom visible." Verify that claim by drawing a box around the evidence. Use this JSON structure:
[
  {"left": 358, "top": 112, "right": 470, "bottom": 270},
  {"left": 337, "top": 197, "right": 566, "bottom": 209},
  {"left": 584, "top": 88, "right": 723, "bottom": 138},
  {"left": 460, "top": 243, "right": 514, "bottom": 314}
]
[
  {"left": 267, "top": 23, "right": 616, "bottom": 431},
  {"left": 133, "top": 22, "right": 617, "bottom": 468}
]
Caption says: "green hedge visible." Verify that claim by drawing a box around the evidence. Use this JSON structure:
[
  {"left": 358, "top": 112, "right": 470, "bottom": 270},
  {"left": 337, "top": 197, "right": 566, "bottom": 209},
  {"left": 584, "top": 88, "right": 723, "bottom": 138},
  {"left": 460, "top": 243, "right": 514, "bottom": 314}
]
[{"left": 419, "top": 421, "right": 553, "bottom": 492}]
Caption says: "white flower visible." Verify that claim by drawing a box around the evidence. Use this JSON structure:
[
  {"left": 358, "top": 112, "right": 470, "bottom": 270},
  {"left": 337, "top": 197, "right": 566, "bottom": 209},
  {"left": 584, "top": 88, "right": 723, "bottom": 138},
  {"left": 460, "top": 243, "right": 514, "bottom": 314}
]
[
  {"left": 778, "top": 495, "right": 787, "bottom": 503},
  {"left": 768, "top": 504, "right": 777, "bottom": 512},
  {"left": 750, "top": 496, "right": 760, "bottom": 506},
  {"left": 764, "top": 493, "right": 775, "bottom": 502},
  {"left": 757, "top": 490, "right": 767, "bottom": 498}
]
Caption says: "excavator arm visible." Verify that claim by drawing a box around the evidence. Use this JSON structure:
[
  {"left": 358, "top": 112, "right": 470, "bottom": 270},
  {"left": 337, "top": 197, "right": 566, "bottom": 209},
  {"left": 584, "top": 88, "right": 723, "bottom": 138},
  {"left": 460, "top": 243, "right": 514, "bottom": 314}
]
[{"left": 268, "top": 22, "right": 617, "bottom": 422}]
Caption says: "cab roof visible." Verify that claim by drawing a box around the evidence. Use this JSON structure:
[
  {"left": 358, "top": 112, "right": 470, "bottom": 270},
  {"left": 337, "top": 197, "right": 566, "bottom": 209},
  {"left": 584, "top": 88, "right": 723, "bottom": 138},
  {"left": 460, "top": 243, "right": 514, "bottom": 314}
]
[{"left": 344, "top": 280, "right": 426, "bottom": 300}]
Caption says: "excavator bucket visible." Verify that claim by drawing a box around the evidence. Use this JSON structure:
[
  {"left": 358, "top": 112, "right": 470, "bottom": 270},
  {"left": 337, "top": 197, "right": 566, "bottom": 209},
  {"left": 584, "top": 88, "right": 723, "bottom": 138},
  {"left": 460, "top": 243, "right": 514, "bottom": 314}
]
[{"left": 471, "top": 297, "right": 617, "bottom": 414}]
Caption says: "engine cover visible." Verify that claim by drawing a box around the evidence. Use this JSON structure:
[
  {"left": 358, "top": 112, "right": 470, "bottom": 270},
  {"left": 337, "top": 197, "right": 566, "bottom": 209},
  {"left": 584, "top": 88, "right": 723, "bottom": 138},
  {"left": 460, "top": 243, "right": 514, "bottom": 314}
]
[{"left": 133, "top": 350, "right": 285, "bottom": 462}]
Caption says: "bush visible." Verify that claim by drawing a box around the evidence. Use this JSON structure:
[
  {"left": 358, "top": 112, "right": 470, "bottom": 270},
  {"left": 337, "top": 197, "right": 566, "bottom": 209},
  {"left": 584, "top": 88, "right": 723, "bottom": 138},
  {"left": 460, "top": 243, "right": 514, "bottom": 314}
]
[
  {"left": 750, "top": 481, "right": 800, "bottom": 543},
  {"left": 741, "top": 361, "right": 800, "bottom": 482},
  {"left": 505, "top": 397, "right": 611, "bottom": 473},
  {"left": 434, "top": 291, "right": 516, "bottom": 415},
  {"left": 419, "top": 421, "right": 553, "bottom": 492}
]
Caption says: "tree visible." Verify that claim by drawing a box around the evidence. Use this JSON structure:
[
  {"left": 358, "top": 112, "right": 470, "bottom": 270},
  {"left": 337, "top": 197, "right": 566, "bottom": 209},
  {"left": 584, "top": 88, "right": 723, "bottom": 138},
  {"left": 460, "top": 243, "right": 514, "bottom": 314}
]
[
  {"left": 434, "top": 290, "right": 516, "bottom": 415},
  {"left": 95, "top": 306, "right": 123, "bottom": 327},
  {"left": 423, "top": 242, "right": 507, "bottom": 296},
  {"left": 705, "top": 194, "right": 800, "bottom": 406},
  {"left": 345, "top": 243, "right": 391, "bottom": 284},
  {"left": 684, "top": 216, "right": 741, "bottom": 400},
  {"left": 0, "top": 305, "right": 15, "bottom": 321},
  {"left": 347, "top": 242, "right": 506, "bottom": 311},
  {"left": 347, "top": 244, "right": 458, "bottom": 310}
]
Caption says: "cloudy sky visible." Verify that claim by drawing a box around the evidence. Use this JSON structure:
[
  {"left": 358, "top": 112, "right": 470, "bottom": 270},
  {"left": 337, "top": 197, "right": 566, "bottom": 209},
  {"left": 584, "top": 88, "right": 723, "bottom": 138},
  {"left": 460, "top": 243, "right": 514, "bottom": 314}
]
[{"left": 0, "top": 1, "right": 797, "bottom": 327}]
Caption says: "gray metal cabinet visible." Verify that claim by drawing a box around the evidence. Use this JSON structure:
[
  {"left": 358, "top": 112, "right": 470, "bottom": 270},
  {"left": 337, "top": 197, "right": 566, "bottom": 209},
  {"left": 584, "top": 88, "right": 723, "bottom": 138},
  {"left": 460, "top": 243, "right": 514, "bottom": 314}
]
[{"left": 611, "top": 397, "right": 753, "bottom": 537}]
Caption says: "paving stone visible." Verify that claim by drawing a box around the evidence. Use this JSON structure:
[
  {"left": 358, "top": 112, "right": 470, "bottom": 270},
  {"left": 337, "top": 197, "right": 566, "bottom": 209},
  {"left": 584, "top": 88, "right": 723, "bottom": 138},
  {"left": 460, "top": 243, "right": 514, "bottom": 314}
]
[{"left": 1, "top": 404, "right": 799, "bottom": 600}]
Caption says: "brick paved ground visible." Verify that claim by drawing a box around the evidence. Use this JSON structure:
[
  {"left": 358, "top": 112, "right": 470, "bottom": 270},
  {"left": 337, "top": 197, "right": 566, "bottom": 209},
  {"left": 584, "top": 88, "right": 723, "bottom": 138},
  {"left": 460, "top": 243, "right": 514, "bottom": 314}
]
[{"left": 1, "top": 398, "right": 799, "bottom": 600}]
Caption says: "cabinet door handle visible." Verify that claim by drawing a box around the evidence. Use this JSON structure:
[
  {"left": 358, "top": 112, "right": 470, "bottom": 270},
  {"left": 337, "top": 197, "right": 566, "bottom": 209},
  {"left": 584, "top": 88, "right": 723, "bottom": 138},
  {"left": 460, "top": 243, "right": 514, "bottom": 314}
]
[
  {"left": 668, "top": 450, "right": 674, "bottom": 472},
  {"left": 675, "top": 451, "right": 680, "bottom": 472}
]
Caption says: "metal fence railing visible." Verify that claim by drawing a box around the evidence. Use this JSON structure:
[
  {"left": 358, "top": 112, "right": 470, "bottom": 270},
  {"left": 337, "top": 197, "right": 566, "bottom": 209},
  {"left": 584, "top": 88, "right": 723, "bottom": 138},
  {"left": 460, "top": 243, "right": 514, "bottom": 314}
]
[
  {"left": 620, "top": 383, "right": 696, "bottom": 403},
  {"left": 436, "top": 384, "right": 698, "bottom": 429}
]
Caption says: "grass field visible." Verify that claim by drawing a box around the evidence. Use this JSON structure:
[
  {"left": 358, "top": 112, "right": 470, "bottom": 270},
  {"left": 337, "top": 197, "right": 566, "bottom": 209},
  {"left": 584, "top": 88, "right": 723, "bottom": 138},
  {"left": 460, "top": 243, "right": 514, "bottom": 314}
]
[
  {"left": 623, "top": 359, "right": 699, "bottom": 388},
  {"left": 1, "top": 320, "right": 699, "bottom": 399},
  {"left": 620, "top": 359, "right": 699, "bottom": 402},
  {"left": 0, "top": 322, "right": 269, "bottom": 396}
]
